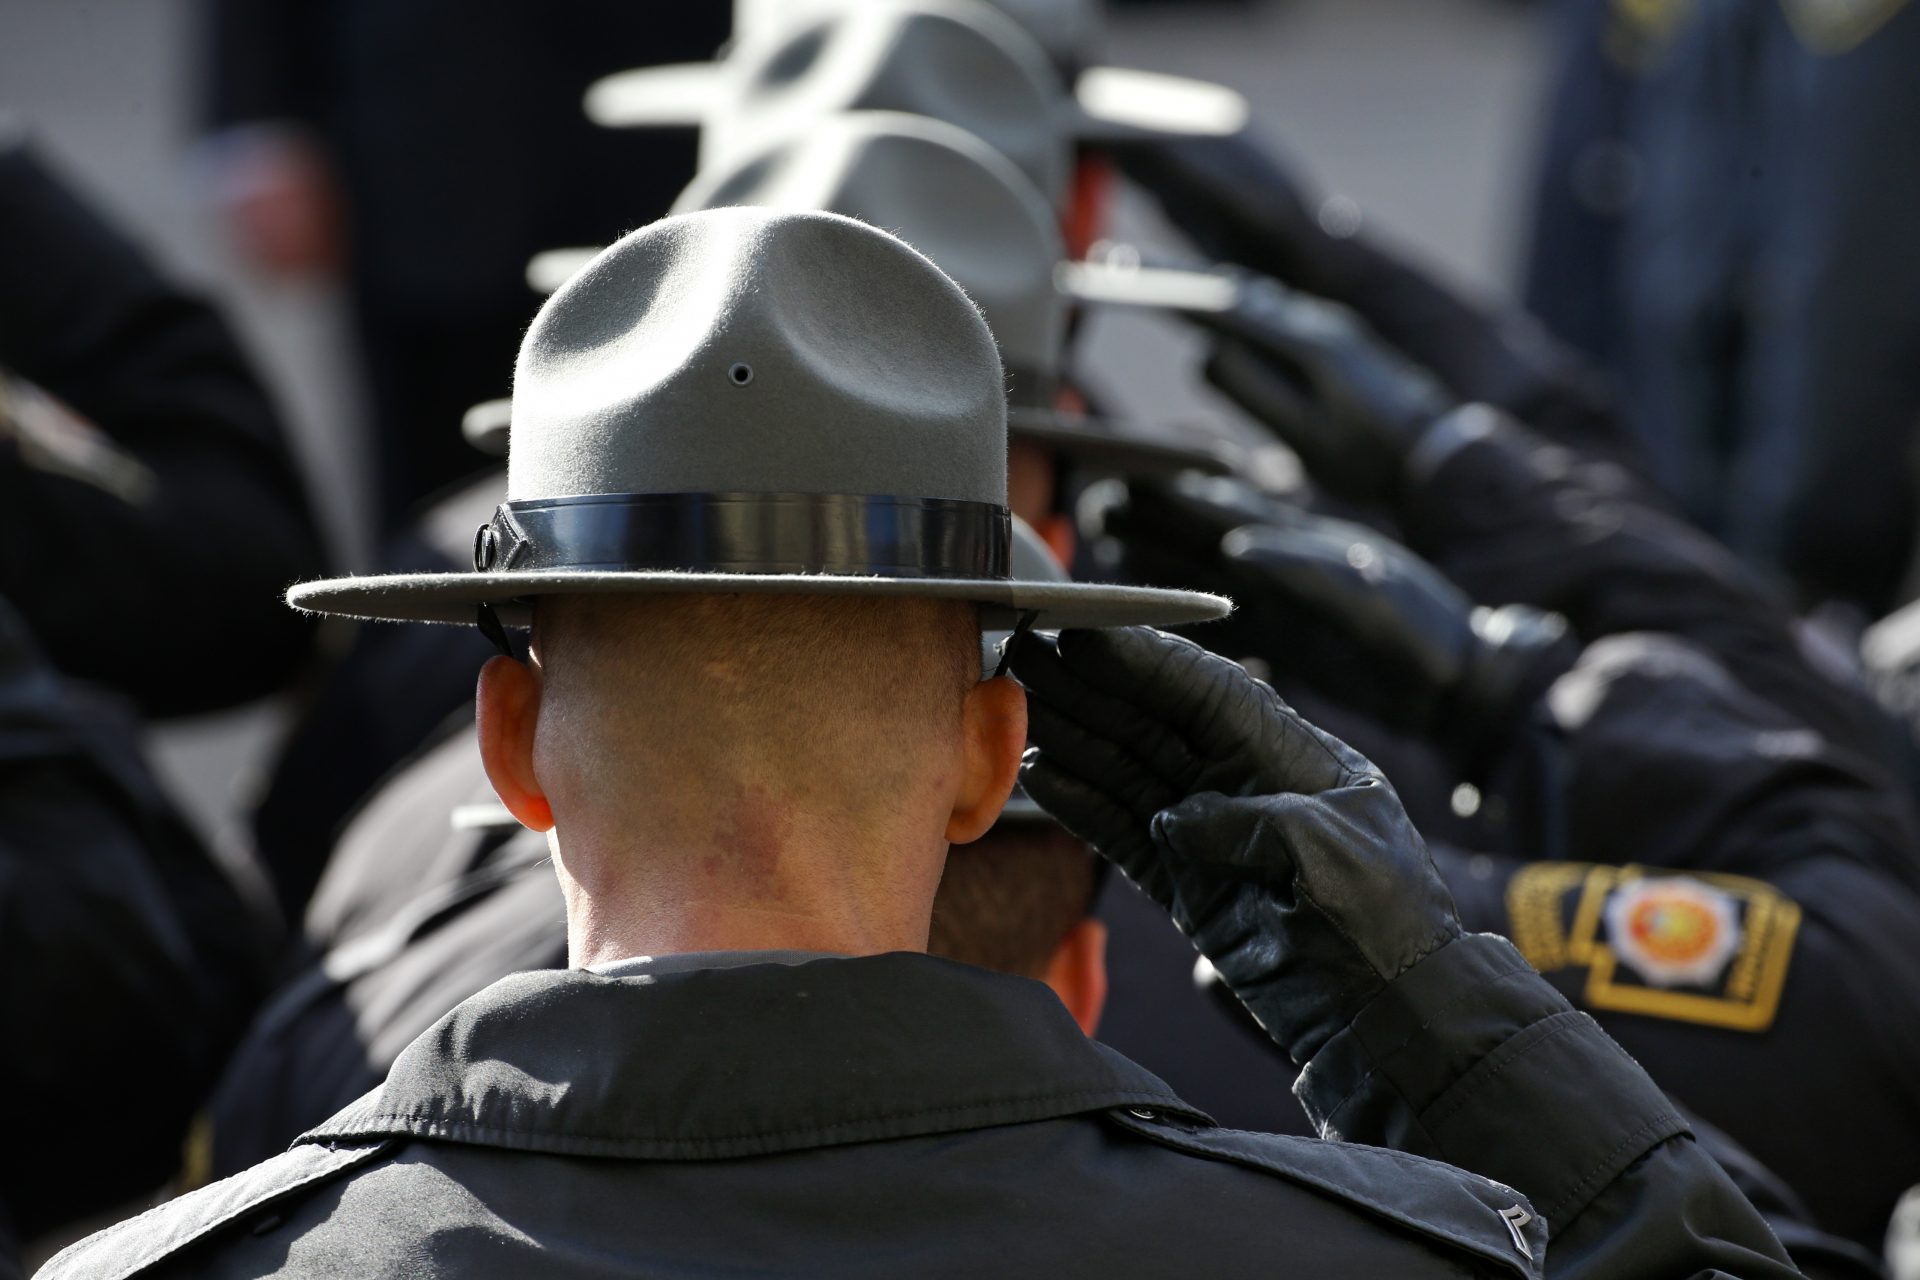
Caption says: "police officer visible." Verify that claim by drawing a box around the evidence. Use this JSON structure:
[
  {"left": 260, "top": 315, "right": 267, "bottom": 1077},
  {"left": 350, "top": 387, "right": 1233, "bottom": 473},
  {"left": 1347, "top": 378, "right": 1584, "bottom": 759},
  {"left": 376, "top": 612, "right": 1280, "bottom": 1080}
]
[
  {"left": 0, "top": 593, "right": 278, "bottom": 1262},
  {"left": 205, "top": 521, "right": 1103, "bottom": 1176},
  {"left": 45, "top": 209, "right": 1793, "bottom": 1278},
  {"left": 1121, "top": 271, "right": 1920, "bottom": 1247}
]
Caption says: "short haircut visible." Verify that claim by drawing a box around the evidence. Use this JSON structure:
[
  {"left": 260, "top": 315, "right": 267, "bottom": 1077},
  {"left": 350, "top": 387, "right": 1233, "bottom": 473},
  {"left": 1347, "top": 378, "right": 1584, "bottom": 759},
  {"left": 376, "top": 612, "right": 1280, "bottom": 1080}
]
[
  {"left": 531, "top": 592, "right": 979, "bottom": 827},
  {"left": 929, "top": 823, "right": 1096, "bottom": 979}
]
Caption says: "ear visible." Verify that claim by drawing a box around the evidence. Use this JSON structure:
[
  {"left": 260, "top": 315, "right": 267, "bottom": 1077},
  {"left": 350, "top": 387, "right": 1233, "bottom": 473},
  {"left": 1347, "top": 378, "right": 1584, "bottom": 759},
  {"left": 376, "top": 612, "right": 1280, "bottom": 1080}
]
[
  {"left": 946, "top": 674, "right": 1028, "bottom": 845},
  {"left": 1042, "top": 917, "right": 1109, "bottom": 1037},
  {"left": 476, "top": 654, "right": 553, "bottom": 832}
]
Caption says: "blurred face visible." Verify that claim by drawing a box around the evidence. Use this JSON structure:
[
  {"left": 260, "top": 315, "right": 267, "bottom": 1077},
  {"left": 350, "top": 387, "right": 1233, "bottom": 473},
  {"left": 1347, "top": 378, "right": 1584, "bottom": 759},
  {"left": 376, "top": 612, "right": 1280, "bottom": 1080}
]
[
  {"left": 1062, "top": 150, "right": 1115, "bottom": 261},
  {"left": 1008, "top": 440, "right": 1077, "bottom": 568}
]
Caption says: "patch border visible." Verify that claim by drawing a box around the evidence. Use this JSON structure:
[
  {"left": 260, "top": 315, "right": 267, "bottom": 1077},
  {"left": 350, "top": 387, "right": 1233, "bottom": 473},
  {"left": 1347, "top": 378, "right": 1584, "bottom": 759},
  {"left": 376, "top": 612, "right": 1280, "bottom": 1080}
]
[{"left": 1505, "top": 862, "right": 1801, "bottom": 1032}]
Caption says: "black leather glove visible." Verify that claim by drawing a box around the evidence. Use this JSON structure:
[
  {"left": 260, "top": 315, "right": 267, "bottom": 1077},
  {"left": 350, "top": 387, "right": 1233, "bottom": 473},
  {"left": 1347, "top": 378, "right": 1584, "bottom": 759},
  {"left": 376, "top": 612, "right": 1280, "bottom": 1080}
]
[
  {"left": 1192, "top": 275, "right": 1452, "bottom": 505},
  {"left": 1116, "top": 133, "right": 1630, "bottom": 463},
  {"left": 1104, "top": 476, "right": 1578, "bottom": 774},
  {"left": 1109, "top": 132, "right": 1358, "bottom": 300},
  {"left": 1008, "top": 625, "right": 1462, "bottom": 1065}
]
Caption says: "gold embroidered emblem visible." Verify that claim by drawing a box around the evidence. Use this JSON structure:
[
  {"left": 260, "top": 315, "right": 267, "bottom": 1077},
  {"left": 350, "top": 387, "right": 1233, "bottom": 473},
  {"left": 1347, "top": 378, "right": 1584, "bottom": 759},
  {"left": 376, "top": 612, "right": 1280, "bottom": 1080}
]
[{"left": 1505, "top": 863, "right": 1800, "bottom": 1031}]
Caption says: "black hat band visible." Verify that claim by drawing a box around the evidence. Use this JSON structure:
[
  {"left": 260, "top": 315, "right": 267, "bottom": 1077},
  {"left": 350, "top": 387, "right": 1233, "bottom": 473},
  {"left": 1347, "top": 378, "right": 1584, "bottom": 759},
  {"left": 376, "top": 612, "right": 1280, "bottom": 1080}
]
[{"left": 473, "top": 492, "right": 1013, "bottom": 580}]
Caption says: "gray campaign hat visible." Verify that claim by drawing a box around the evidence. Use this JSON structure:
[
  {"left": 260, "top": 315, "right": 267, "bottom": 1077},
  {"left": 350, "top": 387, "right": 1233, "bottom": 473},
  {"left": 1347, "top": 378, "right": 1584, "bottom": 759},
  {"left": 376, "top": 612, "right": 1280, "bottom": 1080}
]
[
  {"left": 289, "top": 207, "right": 1228, "bottom": 630},
  {"left": 511, "top": 113, "right": 1243, "bottom": 478},
  {"left": 731, "top": 0, "right": 1105, "bottom": 74},
  {"left": 584, "top": 0, "right": 1247, "bottom": 210}
]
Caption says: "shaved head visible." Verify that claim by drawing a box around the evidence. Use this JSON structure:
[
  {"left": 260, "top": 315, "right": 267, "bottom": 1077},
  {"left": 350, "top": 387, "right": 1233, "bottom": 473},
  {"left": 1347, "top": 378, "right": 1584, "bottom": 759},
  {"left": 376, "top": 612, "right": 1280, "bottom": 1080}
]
[
  {"left": 478, "top": 589, "right": 1025, "bottom": 961},
  {"left": 530, "top": 593, "right": 978, "bottom": 890}
]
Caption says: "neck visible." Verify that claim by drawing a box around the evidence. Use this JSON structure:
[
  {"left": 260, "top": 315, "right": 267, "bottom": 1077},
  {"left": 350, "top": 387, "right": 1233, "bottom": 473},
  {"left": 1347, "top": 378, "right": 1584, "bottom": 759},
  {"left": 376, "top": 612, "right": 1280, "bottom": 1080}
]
[{"left": 546, "top": 797, "right": 947, "bottom": 968}]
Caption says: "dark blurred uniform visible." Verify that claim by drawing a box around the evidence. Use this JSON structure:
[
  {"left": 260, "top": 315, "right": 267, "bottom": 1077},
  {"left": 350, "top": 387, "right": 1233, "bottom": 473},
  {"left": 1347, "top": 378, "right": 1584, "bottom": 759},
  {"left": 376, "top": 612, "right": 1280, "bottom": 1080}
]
[
  {"left": 200, "top": 0, "right": 728, "bottom": 527},
  {"left": 1527, "top": 0, "right": 1920, "bottom": 610},
  {"left": 248, "top": 473, "right": 497, "bottom": 913},
  {"left": 0, "top": 135, "right": 324, "bottom": 717},
  {"left": 1519, "top": 0, "right": 1685, "bottom": 368},
  {"left": 208, "top": 729, "right": 556, "bottom": 1175},
  {"left": 0, "top": 595, "right": 278, "bottom": 1252}
]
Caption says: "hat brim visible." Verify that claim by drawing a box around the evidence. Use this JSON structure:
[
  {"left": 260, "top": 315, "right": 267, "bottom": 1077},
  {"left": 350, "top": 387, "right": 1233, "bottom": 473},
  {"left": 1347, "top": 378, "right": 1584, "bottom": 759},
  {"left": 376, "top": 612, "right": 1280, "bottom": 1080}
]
[
  {"left": 1069, "top": 66, "right": 1250, "bottom": 141},
  {"left": 583, "top": 63, "right": 725, "bottom": 128},
  {"left": 462, "top": 398, "right": 512, "bottom": 454},
  {"left": 287, "top": 570, "right": 1229, "bottom": 631},
  {"left": 1054, "top": 259, "right": 1239, "bottom": 313},
  {"left": 1011, "top": 408, "right": 1241, "bottom": 477},
  {"left": 584, "top": 62, "right": 1248, "bottom": 141}
]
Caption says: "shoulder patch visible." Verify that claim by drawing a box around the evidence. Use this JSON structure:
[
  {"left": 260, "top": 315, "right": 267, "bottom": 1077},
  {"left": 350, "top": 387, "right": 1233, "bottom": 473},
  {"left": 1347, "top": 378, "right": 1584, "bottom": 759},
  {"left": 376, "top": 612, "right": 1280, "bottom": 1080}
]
[
  {"left": 1506, "top": 863, "right": 1800, "bottom": 1031},
  {"left": 1779, "top": 0, "right": 1913, "bottom": 53},
  {"left": 33, "top": 1139, "right": 398, "bottom": 1280},
  {"left": 1103, "top": 1108, "right": 1545, "bottom": 1277}
]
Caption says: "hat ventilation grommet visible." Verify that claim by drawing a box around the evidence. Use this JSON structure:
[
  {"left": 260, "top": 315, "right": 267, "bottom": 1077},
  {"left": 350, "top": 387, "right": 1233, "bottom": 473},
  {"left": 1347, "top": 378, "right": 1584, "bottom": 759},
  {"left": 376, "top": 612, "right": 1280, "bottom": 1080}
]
[{"left": 728, "top": 362, "right": 754, "bottom": 386}]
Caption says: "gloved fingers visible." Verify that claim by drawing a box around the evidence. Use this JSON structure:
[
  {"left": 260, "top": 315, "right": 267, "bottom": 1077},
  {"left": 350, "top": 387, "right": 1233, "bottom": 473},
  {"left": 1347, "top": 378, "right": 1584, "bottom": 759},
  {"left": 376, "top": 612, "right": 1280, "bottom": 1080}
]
[
  {"left": 1111, "top": 473, "right": 1299, "bottom": 547},
  {"left": 1221, "top": 522, "right": 1425, "bottom": 626},
  {"left": 1152, "top": 789, "right": 1301, "bottom": 879},
  {"left": 1225, "top": 522, "right": 1478, "bottom": 647},
  {"left": 1008, "top": 630, "right": 1210, "bottom": 788},
  {"left": 1017, "top": 753, "right": 1168, "bottom": 897},
  {"left": 1204, "top": 339, "right": 1321, "bottom": 449},
  {"left": 1023, "top": 697, "right": 1184, "bottom": 824},
  {"left": 1054, "top": 626, "right": 1377, "bottom": 794}
]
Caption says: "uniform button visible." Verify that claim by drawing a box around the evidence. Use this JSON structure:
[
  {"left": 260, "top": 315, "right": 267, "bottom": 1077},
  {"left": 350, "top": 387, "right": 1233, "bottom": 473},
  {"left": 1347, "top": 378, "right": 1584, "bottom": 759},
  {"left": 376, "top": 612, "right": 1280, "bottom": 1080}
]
[{"left": 1128, "top": 1107, "right": 1158, "bottom": 1121}]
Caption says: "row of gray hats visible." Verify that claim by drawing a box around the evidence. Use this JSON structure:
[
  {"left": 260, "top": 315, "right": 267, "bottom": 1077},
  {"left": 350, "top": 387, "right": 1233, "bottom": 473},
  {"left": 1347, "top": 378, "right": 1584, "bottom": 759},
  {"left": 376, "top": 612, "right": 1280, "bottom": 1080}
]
[{"left": 291, "top": 0, "right": 1243, "bottom": 632}]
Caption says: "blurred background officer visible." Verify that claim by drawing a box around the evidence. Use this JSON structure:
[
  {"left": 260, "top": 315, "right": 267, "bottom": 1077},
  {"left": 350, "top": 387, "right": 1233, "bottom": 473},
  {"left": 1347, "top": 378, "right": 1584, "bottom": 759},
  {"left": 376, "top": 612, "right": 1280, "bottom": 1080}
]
[
  {"left": 1524, "top": 0, "right": 1920, "bottom": 614},
  {"left": 1093, "top": 265, "right": 1920, "bottom": 1248},
  {"left": 0, "top": 130, "right": 324, "bottom": 718},
  {"left": 0, "top": 593, "right": 278, "bottom": 1266},
  {"left": 203, "top": 523, "right": 1114, "bottom": 1174},
  {"left": 198, "top": 0, "right": 730, "bottom": 529},
  {"left": 0, "top": 127, "right": 307, "bottom": 1267}
]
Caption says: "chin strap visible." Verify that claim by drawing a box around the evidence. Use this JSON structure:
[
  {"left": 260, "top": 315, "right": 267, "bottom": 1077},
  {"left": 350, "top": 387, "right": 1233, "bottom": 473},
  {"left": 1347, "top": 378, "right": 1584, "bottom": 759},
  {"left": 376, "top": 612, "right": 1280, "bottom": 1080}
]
[
  {"left": 993, "top": 609, "right": 1041, "bottom": 679},
  {"left": 477, "top": 602, "right": 527, "bottom": 662}
]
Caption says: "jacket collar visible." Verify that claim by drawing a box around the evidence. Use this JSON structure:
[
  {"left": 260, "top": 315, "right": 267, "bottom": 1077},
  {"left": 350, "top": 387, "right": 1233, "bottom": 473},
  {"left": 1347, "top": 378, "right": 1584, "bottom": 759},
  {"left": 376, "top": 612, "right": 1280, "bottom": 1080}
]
[{"left": 303, "top": 952, "right": 1206, "bottom": 1160}]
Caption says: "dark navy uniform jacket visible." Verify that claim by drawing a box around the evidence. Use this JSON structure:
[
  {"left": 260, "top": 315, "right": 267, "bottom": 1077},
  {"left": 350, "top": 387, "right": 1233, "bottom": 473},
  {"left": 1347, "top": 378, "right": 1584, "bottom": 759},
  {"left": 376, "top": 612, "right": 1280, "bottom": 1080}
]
[
  {"left": 53, "top": 946, "right": 1808, "bottom": 1279},
  {"left": 0, "top": 597, "right": 277, "bottom": 1250},
  {"left": 1529, "top": 0, "right": 1920, "bottom": 610}
]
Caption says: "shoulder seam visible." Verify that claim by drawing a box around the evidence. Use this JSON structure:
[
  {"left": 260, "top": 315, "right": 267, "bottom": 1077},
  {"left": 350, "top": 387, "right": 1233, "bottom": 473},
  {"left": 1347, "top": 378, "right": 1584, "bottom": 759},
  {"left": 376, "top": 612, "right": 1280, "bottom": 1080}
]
[
  {"left": 1101, "top": 1110, "right": 1540, "bottom": 1279},
  {"left": 37, "top": 1140, "right": 399, "bottom": 1280}
]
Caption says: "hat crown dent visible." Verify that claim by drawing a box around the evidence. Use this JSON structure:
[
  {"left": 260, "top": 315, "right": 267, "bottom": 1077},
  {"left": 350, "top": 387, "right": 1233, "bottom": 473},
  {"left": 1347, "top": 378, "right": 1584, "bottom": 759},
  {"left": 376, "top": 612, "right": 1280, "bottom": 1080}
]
[
  {"left": 707, "top": 0, "right": 1068, "bottom": 206},
  {"left": 675, "top": 112, "right": 1067, "bottom": 385},
  {"left": 508, "top": 207, "right": 1007, "bottom": 509}
]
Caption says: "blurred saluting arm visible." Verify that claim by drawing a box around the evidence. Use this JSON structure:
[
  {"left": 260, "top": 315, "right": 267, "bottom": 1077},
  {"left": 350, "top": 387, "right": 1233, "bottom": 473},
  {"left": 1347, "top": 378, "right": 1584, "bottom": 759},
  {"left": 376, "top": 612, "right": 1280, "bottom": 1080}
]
[{"left": 0, "top": 136, "right": 326, "bottom": 716}]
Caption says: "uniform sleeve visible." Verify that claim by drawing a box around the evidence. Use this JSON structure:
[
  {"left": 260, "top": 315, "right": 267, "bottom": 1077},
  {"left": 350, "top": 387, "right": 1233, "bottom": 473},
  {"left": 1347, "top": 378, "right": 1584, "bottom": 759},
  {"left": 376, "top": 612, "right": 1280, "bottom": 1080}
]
[
  {"left": 1113, "top": 130, "right": 1635, "bottom": 472},
  {"left": 1402, "top": 411, "right": 1902, "bottom": 778},
  {"left": 1435, "top": 635, "right": 1920, "bottom": 1245},
  {"left": 0, "top": 137, "right": 327, "bottom": 716},
  {"left": 1294, "top": 933, "right": 1801, "bottom": 1280},
  {"left": 0, "top": 597, "right": 278, "bottom": 1240}
]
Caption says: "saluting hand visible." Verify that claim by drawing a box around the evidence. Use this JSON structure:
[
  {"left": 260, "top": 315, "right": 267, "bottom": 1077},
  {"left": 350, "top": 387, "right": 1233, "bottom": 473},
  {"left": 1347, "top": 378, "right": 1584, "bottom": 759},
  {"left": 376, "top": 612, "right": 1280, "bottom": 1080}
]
[
  {"left": 1192, "top": 274, "right": 1454, "bottom": 506},
  {"left": 1007, "top": 625, "right": 1462, "bottom": 1066}
]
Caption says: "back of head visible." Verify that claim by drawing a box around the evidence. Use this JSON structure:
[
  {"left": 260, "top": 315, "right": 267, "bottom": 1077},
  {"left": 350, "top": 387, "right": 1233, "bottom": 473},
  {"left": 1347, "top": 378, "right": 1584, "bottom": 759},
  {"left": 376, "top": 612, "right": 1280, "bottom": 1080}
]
[{"left": 532, "top": 592, "right": 979, "bottom": 879}]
